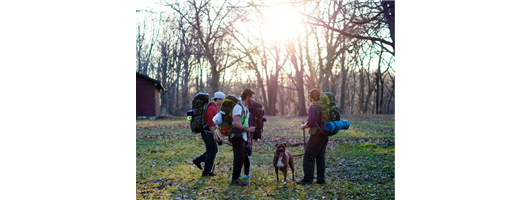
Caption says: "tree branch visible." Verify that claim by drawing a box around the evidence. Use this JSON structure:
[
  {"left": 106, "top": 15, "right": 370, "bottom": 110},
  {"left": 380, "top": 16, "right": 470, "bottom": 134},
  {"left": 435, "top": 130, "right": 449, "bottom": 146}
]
[{"left": 303, "top": 13, "right": 394, "bottom": 51}]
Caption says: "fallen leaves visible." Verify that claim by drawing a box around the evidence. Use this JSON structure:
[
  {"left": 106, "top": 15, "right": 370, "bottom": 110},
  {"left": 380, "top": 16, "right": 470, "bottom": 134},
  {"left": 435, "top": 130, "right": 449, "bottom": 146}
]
[{"left": 136, "top": 116, "right": 394, "bottom": 199}]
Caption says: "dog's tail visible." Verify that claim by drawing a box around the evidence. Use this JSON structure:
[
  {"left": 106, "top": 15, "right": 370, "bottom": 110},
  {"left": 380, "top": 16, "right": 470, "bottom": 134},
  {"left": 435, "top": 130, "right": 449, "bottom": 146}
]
[{"left": 292, "top": 154, "right": 304, "bottom": 157}]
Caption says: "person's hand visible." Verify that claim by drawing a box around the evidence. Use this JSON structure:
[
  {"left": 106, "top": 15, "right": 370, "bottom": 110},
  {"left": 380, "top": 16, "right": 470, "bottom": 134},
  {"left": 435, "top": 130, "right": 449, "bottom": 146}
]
[
  {"left": 214, "top": 135, "right": 219, "bottom": 143},
  {"left": 227, "top": 140, "right": 232, "bottom": 146},
  {"left": 215, "top": 135, "right": 221, "bottom": 142},
  {"left": 300, "top": 124, "right": 306, "bottom": 130},
  {"left": 247, "top": 126, "right": 256, "bottom": 133},
  {"left": 246, "top": 140, "right": 252, "bottom": 148}
]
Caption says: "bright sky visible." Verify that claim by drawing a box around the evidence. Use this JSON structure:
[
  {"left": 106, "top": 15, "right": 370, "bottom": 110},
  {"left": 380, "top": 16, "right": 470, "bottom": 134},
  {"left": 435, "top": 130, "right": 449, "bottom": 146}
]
[{"left": 136, "top": 0, "right": 167, "bottom": 12}]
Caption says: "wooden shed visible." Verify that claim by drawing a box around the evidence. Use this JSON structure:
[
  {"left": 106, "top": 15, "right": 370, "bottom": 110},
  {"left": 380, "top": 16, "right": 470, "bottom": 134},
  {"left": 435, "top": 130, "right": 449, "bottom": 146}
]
[{"left": 136, "top": 73, "right": 165, "bottom": 117}]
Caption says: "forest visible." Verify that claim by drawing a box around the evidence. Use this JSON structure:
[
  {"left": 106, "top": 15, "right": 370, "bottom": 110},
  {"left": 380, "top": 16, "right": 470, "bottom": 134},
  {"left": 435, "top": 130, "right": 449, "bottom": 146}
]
[{"left": 136, "top": 0, "right": 395, "bottom": 117}]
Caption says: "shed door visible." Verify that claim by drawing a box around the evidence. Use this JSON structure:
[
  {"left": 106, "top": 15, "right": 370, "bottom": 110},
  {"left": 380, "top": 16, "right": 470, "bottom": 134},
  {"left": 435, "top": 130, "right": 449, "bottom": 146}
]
[{"left": 136, "top": 83, "right": 156, "bottom": 116}]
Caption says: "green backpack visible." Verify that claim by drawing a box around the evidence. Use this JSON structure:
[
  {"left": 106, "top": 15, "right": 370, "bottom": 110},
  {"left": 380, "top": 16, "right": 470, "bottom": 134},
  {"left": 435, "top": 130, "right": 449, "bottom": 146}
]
[
  {"left": 219, "top": 95, "right": 239, "bottom": 136},
  {"left": 319, "top": 92, "right": 341, "bottom": 136}
]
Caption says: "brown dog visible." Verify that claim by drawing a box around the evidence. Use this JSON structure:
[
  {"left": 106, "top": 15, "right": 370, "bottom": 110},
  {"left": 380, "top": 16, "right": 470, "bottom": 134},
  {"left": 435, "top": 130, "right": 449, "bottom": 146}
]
[{"left": 273, "top": 143, "right": 295, "bottom": 184}]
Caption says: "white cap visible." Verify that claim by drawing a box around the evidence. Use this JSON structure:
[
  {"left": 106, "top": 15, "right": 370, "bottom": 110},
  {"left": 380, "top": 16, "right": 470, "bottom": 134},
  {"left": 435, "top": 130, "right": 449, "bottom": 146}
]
[
  {"left": 237, "top": 97, "right": 242, "bottom": 102},
  {"left": 213, "top": 91, "right": 225, "bottom": 99}
]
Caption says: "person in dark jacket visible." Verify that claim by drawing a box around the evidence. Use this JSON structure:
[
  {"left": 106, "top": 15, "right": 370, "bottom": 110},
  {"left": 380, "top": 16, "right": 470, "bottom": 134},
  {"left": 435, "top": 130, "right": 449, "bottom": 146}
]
[
  {"left": 297, "top": 89, "right": 329, "bottom": 185},
  {"left": 192, "top": 91, "right": 225, "bottom": 176}
]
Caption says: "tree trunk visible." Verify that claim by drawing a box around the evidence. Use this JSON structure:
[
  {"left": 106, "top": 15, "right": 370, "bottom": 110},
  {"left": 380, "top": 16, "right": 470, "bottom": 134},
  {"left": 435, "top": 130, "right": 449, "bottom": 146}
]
[
  {"left": 339, "top": 52, "right": 349, "bottom": 113},
  {"left": 382, "top": 1, "right": 395, "bottom": 48},
  {"left": 286, "top": 41, "right": 307, "bottom": 116},
  {"left": 279, "top": 77, "right": 285, "bottom": 116}
]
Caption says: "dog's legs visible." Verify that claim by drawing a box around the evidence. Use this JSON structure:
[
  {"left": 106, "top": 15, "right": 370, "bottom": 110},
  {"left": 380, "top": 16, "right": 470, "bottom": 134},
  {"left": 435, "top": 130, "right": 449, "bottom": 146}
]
[
  {"left": 283, "top": 169, "right": 287, "bottom": 182},
  {"left": 289, "top": 158, "right": 295, "bottom": 183},
  {"left": 275, "top": 167, "right": 279, "bottom": 184}
]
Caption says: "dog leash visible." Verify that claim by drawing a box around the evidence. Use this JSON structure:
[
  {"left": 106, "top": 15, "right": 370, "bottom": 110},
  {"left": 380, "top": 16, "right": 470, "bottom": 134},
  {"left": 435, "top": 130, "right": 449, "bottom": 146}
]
[
  {"left": 302, "top": 121, "right": 306, "bottom": 150},
  {"left": 247, "top": 147, "right": 252, "bottom": 188}
]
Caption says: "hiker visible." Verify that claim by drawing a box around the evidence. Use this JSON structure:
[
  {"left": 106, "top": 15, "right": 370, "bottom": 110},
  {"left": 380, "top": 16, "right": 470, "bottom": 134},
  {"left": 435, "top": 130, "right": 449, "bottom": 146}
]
[
  {"left": 229, "top": 89, "right": 256, "bottom": 186},
  {"left": 240, "top": 100, "right": 265, "bottom": 181},
  {"left": 297, "top": 89, "right": 329, "bottom": 185},
  {"left": 192, "top": 91, "right": 225, "bottom": 176}
]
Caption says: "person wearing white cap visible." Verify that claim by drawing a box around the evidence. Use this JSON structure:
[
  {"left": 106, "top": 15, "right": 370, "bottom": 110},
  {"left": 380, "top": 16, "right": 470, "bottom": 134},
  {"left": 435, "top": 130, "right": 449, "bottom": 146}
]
[{"left": 192, "top": 91, "right": 225, "bottom": 176}]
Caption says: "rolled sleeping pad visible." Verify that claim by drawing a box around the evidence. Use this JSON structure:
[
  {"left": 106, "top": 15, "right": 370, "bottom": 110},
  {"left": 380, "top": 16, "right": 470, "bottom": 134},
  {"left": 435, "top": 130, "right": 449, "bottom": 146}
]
[{"left": 324, "top": 120, "right": 350, "bottom": 132}]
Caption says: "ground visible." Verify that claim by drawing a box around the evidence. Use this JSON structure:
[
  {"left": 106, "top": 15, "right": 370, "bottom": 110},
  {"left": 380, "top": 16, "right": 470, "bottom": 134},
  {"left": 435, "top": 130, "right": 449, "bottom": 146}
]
[{"left": 136, "top": 114, "right": 394, "bottom": 199}]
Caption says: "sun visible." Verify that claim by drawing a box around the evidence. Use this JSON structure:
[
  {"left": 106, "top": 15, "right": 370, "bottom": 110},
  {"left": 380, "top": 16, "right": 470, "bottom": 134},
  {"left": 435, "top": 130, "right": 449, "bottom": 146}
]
[{"left": 261, "top": 3, "right": 303, "bottom": 40}]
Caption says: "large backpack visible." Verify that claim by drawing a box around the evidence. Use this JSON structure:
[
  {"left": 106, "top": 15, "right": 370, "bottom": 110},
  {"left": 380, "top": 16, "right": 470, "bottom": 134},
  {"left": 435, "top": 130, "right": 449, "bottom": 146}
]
[
  {"left": 248, "top": 100, "right": 266, "bottom": 140},
  {"left": 318, "top": 92, "right": 341, "bottom": 136},
  {"left": 188, "top": 92, "right": 211, "bottom": 134},
  {"left": 219, "top": 95, "right": 239, "bottom": 136}
]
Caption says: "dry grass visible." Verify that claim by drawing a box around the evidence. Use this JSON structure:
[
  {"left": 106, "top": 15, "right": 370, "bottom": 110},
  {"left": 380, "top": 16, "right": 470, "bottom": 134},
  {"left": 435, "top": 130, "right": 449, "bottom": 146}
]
[{"left": 136, "top": 115, "right": 394, "bottom": 199}]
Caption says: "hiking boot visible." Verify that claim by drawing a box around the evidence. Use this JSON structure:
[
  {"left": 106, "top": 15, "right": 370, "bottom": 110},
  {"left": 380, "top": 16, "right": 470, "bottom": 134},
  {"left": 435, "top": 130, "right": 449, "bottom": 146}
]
[
  {"left": 230, "top": 179, "right": 247, "bottom": 186},
  {"left": 202, "top": 172, "right": 216, "bottom": 176},
  {"left": 241, "top": 175, "right": 250, "bottom": 179},
  {"left": 315, "top": 180, "right": 326, "bottom": 184},
  {"left": 192, "top": 159, "right": 203, "bottom": 170},
  {"left": 296, "top": 180, "right": 312, "bottom": 185}
]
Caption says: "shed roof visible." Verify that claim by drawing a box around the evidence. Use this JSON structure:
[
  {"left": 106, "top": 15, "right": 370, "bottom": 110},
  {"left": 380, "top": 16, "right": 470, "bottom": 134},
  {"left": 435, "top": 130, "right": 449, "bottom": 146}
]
[{"left": 136, "top": 72, "right": 165, "bottom": 90}]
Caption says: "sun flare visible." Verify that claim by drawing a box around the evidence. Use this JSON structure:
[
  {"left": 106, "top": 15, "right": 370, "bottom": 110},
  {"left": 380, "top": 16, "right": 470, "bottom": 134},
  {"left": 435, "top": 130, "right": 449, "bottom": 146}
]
[{"left": 261, "top": 4, "right": 303, "bottom": 40}]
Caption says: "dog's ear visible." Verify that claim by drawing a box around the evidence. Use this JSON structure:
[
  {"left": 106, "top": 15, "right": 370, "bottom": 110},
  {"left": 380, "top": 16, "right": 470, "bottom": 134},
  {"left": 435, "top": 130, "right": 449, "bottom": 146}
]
[{"left": 275, "top": 143, "right": 279, "bottom": 147}]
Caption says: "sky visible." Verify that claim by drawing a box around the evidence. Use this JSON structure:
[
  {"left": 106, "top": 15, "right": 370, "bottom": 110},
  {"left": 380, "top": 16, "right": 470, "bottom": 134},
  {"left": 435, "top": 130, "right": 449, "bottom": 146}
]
[{"left": 136, "top": 0, "right": 170, "bottom": 13}]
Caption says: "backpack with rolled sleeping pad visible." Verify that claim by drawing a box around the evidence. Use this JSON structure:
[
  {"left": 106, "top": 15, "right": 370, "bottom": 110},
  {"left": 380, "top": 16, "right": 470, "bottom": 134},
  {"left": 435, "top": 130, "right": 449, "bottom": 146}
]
[
  {"left": 309, "top": 92, "right": 342, "bottom": 136},
  {"left": 319, "top": 92, "right": 341, "bottom": 136}
]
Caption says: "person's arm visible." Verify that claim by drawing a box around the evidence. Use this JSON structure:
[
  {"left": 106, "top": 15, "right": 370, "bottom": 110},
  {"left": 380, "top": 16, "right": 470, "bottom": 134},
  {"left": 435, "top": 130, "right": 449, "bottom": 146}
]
[
  {"left": 232, "top": 106, "right": 255, "bottom": 147},
  {"left": 301, "top": 106, "right": 314, "bottom": 129},
  {"left": 233, "top": 116, "right": 256, "bottom": 133},
  {"left": 206, "top": 104, "right": 220, "bottom": 143},
  {"left": 233, "top": 115, "right": 252, "bottom": 132},
  {"left": 232, "top": 104, "right": 255, "bottom": 132},
  {"left": 233, "top": 115, "right": 252, "bottom": 146}
]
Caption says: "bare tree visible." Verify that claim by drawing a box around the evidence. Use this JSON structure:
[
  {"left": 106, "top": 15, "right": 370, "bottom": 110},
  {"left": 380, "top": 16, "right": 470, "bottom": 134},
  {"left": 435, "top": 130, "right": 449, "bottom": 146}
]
[
  {"left": 166, "top": 0, "right": 240, "bottom": 94},
  {"left": 136, "top": 15, "right": 161, "bottom": 75},
  {"left": 285, "top": 37, "right": 308, "bottom": 116},
  {"left": 338, "top": 43, "right": 350, "bottom": 113},
  {"left": 304, "top": 0, "right": 394, "bottom": 57}
]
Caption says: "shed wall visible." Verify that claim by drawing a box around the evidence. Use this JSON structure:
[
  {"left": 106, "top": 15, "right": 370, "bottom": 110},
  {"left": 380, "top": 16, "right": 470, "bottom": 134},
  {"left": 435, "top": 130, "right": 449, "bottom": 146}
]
[{"left": 136, "top": 76, "right": 156, "bottom": 116}]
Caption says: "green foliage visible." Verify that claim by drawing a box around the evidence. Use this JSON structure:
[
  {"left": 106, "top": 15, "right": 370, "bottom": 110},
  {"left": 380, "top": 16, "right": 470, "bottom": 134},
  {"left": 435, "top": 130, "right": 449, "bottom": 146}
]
[{"left": 136, "top": 115, "right": 394, "bottom": 199}]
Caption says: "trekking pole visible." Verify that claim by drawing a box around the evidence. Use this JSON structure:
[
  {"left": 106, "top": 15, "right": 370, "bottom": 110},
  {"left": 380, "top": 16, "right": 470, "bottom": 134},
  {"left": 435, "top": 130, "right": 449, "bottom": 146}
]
[
  {"left": 302, "top": 121, "right": 306, "bottom": 150},
  {"left": 247, "top": 147, "right": 252, "bottom": 189}
]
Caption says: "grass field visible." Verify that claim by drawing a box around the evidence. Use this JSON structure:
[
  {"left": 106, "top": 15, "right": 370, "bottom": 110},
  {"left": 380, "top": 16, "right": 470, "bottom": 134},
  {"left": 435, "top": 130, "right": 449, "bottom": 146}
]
[{"left": 136, "top": 115, "right": 394, "bottom": 199}]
